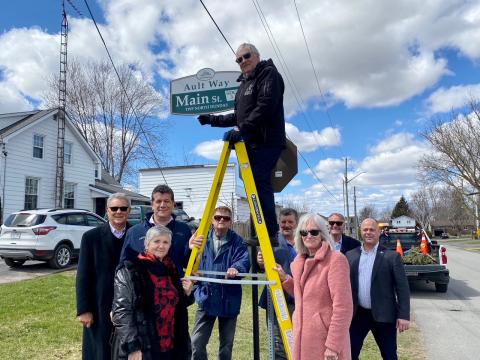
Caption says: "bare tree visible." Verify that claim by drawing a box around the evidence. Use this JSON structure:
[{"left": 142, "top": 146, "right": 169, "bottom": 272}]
[
  {"left": 410, "top": 186, "right": 440, "bottom": 230},
  {"left": 358, "top": 204, "right": 378, "bottom": 222},
  {"left": 419, "top": 100, "right": 480, "bottom": 193},
  {"left": 435, "top": 187, "right": 474, "bottom": 234},
  {"left": 43, "top": 59, "right": 167, "bottom": 183}
]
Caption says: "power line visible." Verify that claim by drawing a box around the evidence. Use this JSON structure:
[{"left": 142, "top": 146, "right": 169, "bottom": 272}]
[
  {"left": 249, "top": 0, "right": 337, "bottom": 199},
  {"left": 65, "top": 0, "right": 84, "bottom": 17},
  {"left": 292, "top": 0, "right": 335, "bottom": 129},
  {"left": 82, "top": 0, "right": 168, "bottom": 185},
  {"left": 199, "top": 0, "right": 235, "bottom": 55}
]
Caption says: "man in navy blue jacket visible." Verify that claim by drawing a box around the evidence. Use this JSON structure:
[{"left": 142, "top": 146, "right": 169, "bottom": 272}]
[
  {"left": 191, "top": 206, "right": 250, "bottom": 360},
  {"left": 120, "top": 184, "right": 192, "bottom": 276},
  {"left": 198, "top": 43, "right": 286, "bottom": 246},
  {"left": 328, "top": 212, "right": 361, "bottom": 254}
]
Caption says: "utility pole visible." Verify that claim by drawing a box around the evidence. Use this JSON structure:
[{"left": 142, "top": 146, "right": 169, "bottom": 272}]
[
  {"left": 343, "top": 158, "right": 366, "bottom": 236},
  {"left": 344, "top": 158, "right": 350, "bottom": 235},
  {"left": 354, "top": 186, "right": 359, "bottom": 239}
]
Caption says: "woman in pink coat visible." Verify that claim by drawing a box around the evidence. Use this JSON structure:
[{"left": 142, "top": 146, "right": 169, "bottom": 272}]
[{"left": 276, "top": 213, "right": 353, "bottom": 360}]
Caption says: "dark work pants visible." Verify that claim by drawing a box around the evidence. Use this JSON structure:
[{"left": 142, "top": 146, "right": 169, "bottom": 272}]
[
  {"left": 247, "top": 146, "right": 282, "bottom": 238},
  {"left": 191, "top": 309, "right": 238, "bottom": 360},
  {"left": 350, "top": 306, "right": 398, "bottom": 360}
]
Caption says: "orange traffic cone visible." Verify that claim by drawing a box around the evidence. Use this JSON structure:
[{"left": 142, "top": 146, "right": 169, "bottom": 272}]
[
  {"left": 420, "top": 232, "right": 428, "bottom": 254},
  {"left": 396, "top": 239, "right": 404, "bottom": 257}
]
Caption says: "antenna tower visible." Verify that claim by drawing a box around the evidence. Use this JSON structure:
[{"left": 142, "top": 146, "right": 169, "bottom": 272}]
[{"left": 55, "top": 1, "right": 68, "bottom": 208}]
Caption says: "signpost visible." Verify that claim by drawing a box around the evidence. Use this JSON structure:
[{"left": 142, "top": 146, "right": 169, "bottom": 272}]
[{"left": 170, "top": 68, "right": 241, "bottom": 115}]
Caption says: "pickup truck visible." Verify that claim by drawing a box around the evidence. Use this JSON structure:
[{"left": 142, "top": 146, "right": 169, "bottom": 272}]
[{"left": 380, "top": 228, "right": 450, "bottom": 292}]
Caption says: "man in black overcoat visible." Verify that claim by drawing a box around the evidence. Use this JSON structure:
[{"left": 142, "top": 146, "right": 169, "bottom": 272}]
[{"left": 76, "top": 193, "right": 132, "bottom": 359}]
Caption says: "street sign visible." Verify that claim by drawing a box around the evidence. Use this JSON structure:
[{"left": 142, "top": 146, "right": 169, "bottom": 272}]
[{"left": 170, "top": 68, "right": 241, "bottom": 115}]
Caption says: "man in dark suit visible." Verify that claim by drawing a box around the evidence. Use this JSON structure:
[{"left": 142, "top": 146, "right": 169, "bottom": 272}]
[
  {"left": 345, "top": 218, "right": 410, "bottom": 360},
  {"left": 328, "top": 212, "right": 361, "bottom": 254},
  {"left": 76, "top": 193, "right": 131, "bottom": 360}
]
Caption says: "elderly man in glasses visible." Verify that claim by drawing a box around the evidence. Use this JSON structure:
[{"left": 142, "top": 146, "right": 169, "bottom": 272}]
[
  {"left": 190, "top": 206, "right": 250, "bottom": 360},
  {"left": 328, "top": 212, "right": 361, "bottom": 254},
  {"left": 198, "top": 43, "right": 286, "bottom": 247},
  {"left": 76, "top": 193, "right": 132, "bottom": 360}
]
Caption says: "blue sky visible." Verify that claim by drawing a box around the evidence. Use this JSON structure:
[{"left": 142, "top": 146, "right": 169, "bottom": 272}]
[{"left": 1, "top": 0, "right": 480, "bottom": 216}]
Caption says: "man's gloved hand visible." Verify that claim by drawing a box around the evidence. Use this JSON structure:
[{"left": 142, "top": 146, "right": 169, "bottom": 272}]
[
  {"left": 223, "top": 129, "right": 243, "bottom": 143},
  {"left": 198, "top": 114, "right": 212, "bottom": 125}
]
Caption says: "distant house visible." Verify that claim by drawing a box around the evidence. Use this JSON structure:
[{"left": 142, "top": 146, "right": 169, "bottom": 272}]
[
  {"left": 139, "top": 164, "right": 252, "bottom": 222},
  {"left": 391, "top": 215, "right": 416, "bottom": 228},
  {"left": 0, "top": 109, "right": 148, "bottom": 220}
]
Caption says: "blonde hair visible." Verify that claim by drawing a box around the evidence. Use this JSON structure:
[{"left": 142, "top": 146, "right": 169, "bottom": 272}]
[{"left": 295, "top": 213, "right": 334, "bottom": 255}]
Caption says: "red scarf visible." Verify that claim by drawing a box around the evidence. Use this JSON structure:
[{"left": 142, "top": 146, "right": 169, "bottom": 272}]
[{"left": 138, "top": 252, "right": 179, "bottom": 352}]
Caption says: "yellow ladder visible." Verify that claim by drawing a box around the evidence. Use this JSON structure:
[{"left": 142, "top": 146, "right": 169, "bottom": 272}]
[{"left": 185, "top": 140, "right": 293, "bottom": 360}]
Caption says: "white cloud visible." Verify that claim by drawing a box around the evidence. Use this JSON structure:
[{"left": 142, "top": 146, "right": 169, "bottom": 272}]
[
  {"left": 297, "top": 132, "right": 430, "bottom": 215},
  {"left": 0, "top": 83, "right": 33, "bottom": 113},
  {"left": 192, "top": 139, "right": 235, "bottom": 160},
  {"left": 425, "top": 84, "right": 480, "bottom": 113},
  {"left": 288, "top": 179, "right": 301, "bottom": 187},
  {"left": 2, "top": 0, "right": 480, "bottom": 113},
  {"left": 286, "top": 123, "right": 341, "bottom": 152}
]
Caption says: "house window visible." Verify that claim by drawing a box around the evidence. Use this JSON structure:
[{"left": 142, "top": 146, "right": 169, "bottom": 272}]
[
  {"left": 64, "top": 142, "right": 73, "bottom": 164},
  {"left": 33, "top": 134, "right": 44, "bottom": 159},
  {"left": 64, "top": 182, "right": 75, "bottom": 209},
  {"left": 24, "top": 177, "right": 39, "bottom": 210}
]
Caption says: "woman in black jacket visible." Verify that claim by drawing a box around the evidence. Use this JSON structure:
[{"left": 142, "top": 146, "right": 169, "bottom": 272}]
[{"left": 111, "top": 225, "right": 193, "bottom": 360}]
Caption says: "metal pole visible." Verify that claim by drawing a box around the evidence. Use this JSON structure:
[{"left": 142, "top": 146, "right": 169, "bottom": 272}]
[
  {"left": 354, "top": 186, "right": 358, "bottom": 239},
  {"left": 1, "top": 142, "right": 7, "bottom": 223},
  {"left": 476, "top": 195, "right": 480, "bottom": 239},
  {"left": 345, "top": 158, "right": 350, "bottom": 235},
  {"left": 248, "top": 218, "right": 260, "bottom": 360}
]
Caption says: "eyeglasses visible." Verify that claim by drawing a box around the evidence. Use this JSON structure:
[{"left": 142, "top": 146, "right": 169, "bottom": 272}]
[
  {"left": 109, "top": 206, "right": 129, "bottom": 212},
  {"left": 328, "top": 221, "right": 344, "bottom": 227},
  {"left": 213, "top": 215, "right": 231, "bottom": 222},
  {"left": 299, "top": 229, "right": 321, "bottom": 237},
  {"left": 235, "top": 52, "right": 252, "bottom": 64}
]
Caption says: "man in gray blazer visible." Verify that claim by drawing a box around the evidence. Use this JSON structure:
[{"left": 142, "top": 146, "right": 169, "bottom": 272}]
[{"left": 345, "top": 218, "right": 410, "bottom": 360}]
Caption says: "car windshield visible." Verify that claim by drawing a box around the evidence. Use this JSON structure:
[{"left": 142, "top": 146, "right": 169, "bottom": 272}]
[
  {"left": 4, "top": 213, "right": 46, "bottom": 227},
  {"left": 380, "top": 232, "right": 420, "bottom": 246}
]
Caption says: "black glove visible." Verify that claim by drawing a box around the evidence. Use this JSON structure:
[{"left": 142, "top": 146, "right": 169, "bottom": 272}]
[
  {"left": 223, "top": 129, "right": 243, "bottom": 143},
  {"left": 198, "top": 114, "right": 212, "bottom": 125}
]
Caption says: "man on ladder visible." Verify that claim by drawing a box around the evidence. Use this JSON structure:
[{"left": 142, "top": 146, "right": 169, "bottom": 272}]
[{"left": 198, "top": 42, "right": 286, "bottom": 247}]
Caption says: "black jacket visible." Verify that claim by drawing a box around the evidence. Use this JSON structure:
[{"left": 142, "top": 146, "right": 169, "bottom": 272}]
[
  {"left": 111, "top": 259, "right": 193, "bottom": 360},
  {"left": 76, "top": 222, "right": 131, "bottom": 360},
  {"left": 345, "top": 245, "right": 410, "bottom": 323},
  {"left": 340, "top": 234, "right": 361, "bottom": 254},
  {"left": 210, "top": 59, "right": 286, "bottom": 149}
]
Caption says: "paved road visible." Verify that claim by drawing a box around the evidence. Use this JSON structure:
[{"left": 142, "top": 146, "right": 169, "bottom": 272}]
[
  {"left": 0, "top": 259, "right": 76, "bottom": 284},
  {"left": 411, "top": 245, "right": 480, "bottom": 360}
]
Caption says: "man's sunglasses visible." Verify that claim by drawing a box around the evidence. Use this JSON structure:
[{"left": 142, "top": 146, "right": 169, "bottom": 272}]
[
  {"left": 213, "top": 215, "right": 231, "bottom": 222},
  {"left": 329, "top": 221, "right": 344, "bottom": 226},
  {"left": 235, "top": 52, "right": 252, "bottom": 64},
  {"left": 299, "top": 229, "right": 321, "bottom": 237},
  {"left": 109, "top": 206, "right": 129, "bottom": 212}
]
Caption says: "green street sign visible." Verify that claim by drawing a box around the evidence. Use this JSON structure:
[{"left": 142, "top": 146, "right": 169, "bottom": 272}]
[{"left": 170, "top": 68, "right": 241, "bottom": 115}]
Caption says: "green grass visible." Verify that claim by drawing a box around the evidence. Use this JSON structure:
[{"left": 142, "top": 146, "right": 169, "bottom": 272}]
[{"left": 0, "top": 272, "right": 426, "bottom": 360}]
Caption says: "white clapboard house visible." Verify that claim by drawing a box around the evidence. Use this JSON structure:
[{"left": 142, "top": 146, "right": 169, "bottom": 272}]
[{"left": 0, "top": 109, "right": 148, "bottom": 221}]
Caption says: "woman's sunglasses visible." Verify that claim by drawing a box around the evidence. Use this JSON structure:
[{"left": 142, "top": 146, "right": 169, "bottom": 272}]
[{"left": 299, "top": 229, "right": 321, "bottom": 237}]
